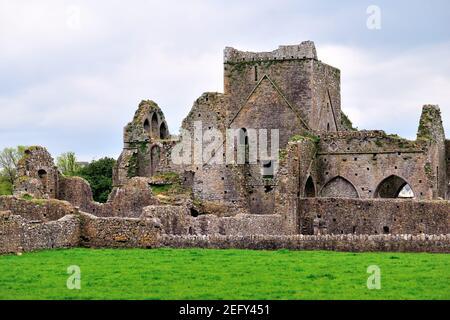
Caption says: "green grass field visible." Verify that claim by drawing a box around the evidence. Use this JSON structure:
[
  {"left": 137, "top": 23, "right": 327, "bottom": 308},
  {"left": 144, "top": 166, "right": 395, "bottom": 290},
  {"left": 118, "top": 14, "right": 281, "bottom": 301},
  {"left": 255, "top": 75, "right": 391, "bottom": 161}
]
[{"left": 0, "top": 248, "right": 449, "bottom": 300}]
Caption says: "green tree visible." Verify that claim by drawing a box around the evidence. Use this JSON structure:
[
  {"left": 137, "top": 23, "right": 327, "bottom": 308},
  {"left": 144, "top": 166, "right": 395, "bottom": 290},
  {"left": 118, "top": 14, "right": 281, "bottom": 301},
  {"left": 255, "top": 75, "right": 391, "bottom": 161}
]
[
  {"left": 0, "top": 146, "right": 27, "bottom": 195},
  {"left": 0, "top": 175, "right": 13, "bottom": 195},
  {"left": 0, "top": 146, "right": 27, "bottom": 184},
  {"left": 78, "top": 157, "right": 116, "bottom": 203},
  {"left": 57, "top": 152, "right": 81, "bottom": 176}
]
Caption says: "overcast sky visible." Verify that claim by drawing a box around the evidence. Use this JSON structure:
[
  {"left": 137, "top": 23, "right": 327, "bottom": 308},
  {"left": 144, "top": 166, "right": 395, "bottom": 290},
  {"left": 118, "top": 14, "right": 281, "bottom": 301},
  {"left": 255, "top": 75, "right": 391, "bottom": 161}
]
[{"left": 0, "top": 0, "right": 449, "bottom": 161}]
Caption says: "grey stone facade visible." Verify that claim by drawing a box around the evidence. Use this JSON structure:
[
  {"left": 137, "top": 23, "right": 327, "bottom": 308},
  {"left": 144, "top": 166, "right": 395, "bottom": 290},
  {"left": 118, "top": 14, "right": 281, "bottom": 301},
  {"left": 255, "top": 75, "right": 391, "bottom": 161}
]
[{"left": 3, "top": 41, "right": 449, "bottom": 254}]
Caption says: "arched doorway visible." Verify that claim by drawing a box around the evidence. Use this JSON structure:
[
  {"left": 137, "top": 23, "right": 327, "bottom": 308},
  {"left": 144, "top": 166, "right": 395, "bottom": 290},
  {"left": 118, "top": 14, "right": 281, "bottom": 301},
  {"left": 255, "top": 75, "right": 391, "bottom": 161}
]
[
  {"left": 375, "top": 175, "right": 414, "bottom": 198},
  {"left": 320, "top": 176, "right": 359, "bottom": 198},
  {"left": 304, "top": 176, "right": 315, "bottom": 197}
]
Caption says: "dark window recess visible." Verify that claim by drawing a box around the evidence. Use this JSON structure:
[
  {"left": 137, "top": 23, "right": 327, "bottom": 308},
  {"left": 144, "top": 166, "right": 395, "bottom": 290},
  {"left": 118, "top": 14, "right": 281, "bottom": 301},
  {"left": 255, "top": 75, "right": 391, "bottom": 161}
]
[{"left": 190, "top": 208, "right": 199, "bottom": 217}]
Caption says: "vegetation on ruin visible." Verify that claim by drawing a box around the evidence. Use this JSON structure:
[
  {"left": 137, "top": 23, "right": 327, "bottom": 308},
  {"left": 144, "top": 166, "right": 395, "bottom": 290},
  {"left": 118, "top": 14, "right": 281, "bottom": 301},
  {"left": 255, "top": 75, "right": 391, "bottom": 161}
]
[
  {"left": 0, "top": 248, "right": 448, "bottom": 300},
  {"left": 340, "top": 111, "right": 357, "bottom": 131},
  {"left": 289, "top": 132, "right": 320, "bottom": 144},
  {"left": 77, "top": 157, "right": 116, "bottom": 203},
  {"left": 150, "top": 184, "right": 174, "bottom": 195},
  {"left": 127, "top": 152, "right": 139, "bottom": 178},
  {"left": 0, "top": 176, "right": 12, "bottom": 196},
  {"left": 417, "top": 106, "right": 439, "bottom": 142},
  {"left": 150, "top": 172, "right": 188, "bottom": 202},
  {"left": 20, "top": 193, "right": 34, "bottom": 201},
  {"left": 278, "top": 148, "right": 288, "bottom": 161},
  {"left": 151, "top": 171, "right": 179, "bottom": 183}
]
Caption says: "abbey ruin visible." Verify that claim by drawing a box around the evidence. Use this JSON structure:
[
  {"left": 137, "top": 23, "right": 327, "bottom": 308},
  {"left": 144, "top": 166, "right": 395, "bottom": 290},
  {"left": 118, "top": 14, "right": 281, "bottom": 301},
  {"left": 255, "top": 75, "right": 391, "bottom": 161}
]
[{"left": 1, "top": 41, "right": 449, "bottom": 253}]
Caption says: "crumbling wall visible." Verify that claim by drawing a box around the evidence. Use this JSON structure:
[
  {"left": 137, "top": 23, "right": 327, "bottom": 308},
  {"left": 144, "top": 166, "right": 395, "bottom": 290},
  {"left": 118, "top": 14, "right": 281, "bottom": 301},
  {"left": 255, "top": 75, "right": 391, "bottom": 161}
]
[
  {"left": 178, "top": 92, "right": 249, "bottom": 211},
  {"left": 298, "top": 198, "right": 449, "bottom": 235},
  {"left": 315, "top": 130, "right": 433, "bottom": 199},
  {"left": 160, "top": 234, "right": 450, "bottom": 253},
  {"left": 59, "top": 176, "right": 160, "bottom": 218},
  {"left": 142, "top": 205, "right": 286, "bottom": 236},
  {"left": 311, "top": 60, "right": 341, "bottom": 132},
  {"left": 79, "top": 212, "right": 160, "bottom": 248},
  {"left": 446, "top": 140, "right": 450, "bottom": 199},
  {"left": 416, "top": 105, "right": 447, "bottom": 199},
  {"left": 14, "top": 146, "right": 59, "bottom": 199},
  {"left": 0, "top": 196, "right": 77, "bottom": 222},
  {"left": 113, "top": 100, "right": 173, "bottom": 187},
  {"left": 275, "top": 139, "right": 317, "bottom": 234},
  {"left": 0, "top": 211, "right": 21, "bottom": 253},
  {"left": 58, "top": 176, "right": 94, "bottom": 210},
  {"left": 0, "top": 211, "right": 80, "bottom": 254}
]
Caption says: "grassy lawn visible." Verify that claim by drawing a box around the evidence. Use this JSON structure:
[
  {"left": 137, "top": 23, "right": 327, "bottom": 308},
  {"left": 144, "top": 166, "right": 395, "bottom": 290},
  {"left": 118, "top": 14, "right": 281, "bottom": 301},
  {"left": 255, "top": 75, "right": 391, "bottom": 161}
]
[{"left": 0, "top": 248, "right": 449, "bottom": 300}]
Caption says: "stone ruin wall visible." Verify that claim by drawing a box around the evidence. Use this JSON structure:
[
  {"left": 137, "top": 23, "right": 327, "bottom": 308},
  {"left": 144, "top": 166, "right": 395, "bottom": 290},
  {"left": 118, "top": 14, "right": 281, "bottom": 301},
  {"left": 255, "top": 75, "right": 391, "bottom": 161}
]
[
  {"left": 79, "top": 212, "right": 160, "bottom": 249},
  {"left": 0, "top": 196, "right": 77, "bottom": 222},
  {"left": 297, "top": 198, "right": 449, "bottom": 236},
  {"left": 14, "top": 146, "right": 59, "bottom": 199},
  {"left": 178, "top": 92, "right": 250, "bottom": 213},
  {"left": 2, "top": 42, "right": 450, "bottom": 255},
  {"left": 224, "top": 43, "right": 341, "bottom": 136},
  {"left": 315, "top": 131, "right": 433, "bottom": 199},
  {"left": 142, "top": 205, "right": 285, "bottom": 236},
  {"left": 1, "top": 187, "right": 449, "bottom": 254},
  {"left": 311, "top": 59, "right": 342, "bottom": 132},
  {"left": 59, "top": 176, "right": 160, "bottom": 218},
  {"left": 446, "top": 140, "right": 450, "bottom": 199},
  {"left": 160, "top": 234, "right": 450, "bottom": 253},
  {"left": 113, "top": 100, "right": 174, "bottom": 188},
  {"left": 0, "top": 209, "right": 80, "bottom": 254}
]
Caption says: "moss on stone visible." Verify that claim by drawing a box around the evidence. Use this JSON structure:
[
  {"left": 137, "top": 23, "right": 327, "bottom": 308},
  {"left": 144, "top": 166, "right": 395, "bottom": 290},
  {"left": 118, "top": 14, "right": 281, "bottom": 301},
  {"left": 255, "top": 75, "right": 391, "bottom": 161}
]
[
  {"left": 151, "top": 184, "right": 173, "bottom": 195},
  {"left": 21, "top": 193, "right": 34, "bottom": 201},
  {"left": 278, "top": 149, "right": 288, "bottom": 160},
  {"left": 417, "top": 106, "right": 441, "bottom": 142},
  {"left": 127, "top": 152, "right": 139, "bottom": 178},
  {"left": 30, "top": 198, "right": 47, "bottom": 206},
  {"left": 289, "top": 132, "right": 320, "bottom": 144},
  {"left": 424, "top": 162, "right": 432, "bottom": 176}
]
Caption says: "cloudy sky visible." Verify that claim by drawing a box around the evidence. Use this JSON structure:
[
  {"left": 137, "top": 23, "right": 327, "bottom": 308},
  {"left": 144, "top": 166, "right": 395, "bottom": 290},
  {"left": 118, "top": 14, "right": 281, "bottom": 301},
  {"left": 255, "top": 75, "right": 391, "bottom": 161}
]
[{"left": 0, "top": 0, "right": 449, "bottom": 161}]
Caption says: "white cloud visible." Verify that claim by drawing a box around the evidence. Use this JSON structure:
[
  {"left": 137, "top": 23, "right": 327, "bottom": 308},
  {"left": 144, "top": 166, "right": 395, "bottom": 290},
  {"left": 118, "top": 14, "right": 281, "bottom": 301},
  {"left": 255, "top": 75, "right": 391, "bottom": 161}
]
[
  {"left": 0, "top": 0, "right": 449, "bottom": 160},
  {"left": 320, "top": 43, "right": 450, "bottom": 139}
]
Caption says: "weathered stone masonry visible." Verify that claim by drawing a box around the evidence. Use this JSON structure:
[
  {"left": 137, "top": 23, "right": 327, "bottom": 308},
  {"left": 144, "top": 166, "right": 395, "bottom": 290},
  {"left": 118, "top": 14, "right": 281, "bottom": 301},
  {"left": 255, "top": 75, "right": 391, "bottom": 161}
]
[{"left": 2, "top": 41, "right": 450, "bottom": 253}]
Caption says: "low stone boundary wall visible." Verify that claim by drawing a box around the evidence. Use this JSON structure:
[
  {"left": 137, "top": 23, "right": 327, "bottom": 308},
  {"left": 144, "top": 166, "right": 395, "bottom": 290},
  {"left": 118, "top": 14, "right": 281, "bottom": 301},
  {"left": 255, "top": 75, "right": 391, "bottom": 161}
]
[
  {"left": 298, "top": 198, "right": 450, "bottom": 235},
  {"left": 0, "top": 211, "right": 80, "bottom": 254},
  {"left": 79, "top": 212, "right": 160, "bottom": 248},
  {"left": 159, "top": 234, "right": 450, "bottom": 253}
]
